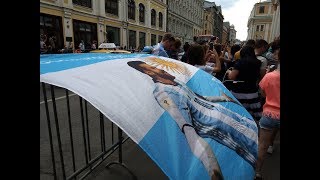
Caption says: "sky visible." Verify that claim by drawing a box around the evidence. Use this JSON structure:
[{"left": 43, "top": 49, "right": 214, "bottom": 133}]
[{"left": 207, "top": 0, "right": 260, "bottom": 41}]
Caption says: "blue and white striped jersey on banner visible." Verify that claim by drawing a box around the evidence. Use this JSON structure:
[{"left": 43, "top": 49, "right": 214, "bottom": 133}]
[{"left": 40, "top": 53, "right": 257, "bottom": 180}]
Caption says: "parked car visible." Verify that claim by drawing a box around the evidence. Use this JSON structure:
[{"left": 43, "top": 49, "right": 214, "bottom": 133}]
[{"left": 90, "top": 43, "right": 131, "bottom": 54}]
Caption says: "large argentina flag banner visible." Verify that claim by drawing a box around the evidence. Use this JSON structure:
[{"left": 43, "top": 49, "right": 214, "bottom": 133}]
[{"left": 40, "top": 53, "right": 258, "bottom": 180}]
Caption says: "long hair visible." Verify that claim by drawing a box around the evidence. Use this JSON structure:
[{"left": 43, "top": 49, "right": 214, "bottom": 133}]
[
  {"left": 240, "top": 45, "right": 257, "bottom": 59},
  {"left": 231, "top": 44, "right": 241, "bottom": 57},
  {"left": 188, "top": 44, "right": 205, "bottom": 66},
  {"left": 239, "top": 45, "right": 261, "bottom": 77}
]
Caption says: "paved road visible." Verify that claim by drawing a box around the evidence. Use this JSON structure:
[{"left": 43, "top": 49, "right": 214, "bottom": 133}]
[{"left": 40, "top": 84, "right": 279, "bottom": 180}]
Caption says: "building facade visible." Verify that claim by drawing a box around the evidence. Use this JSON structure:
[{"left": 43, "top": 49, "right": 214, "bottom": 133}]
[
  {"left": 40, "top": 0, "right": 167, "bottom": 51},
  {"left": 203, "top": 5, "right": 214, "bottom": 35},
  {"left": 203, "top": 1, "right": 223, "bottom": 42},
  {"left": 229, "top": 24, "right": 236, "bottom": 44},
  {"left": 222, "top": 21, "right": 230, "bottom": 44},
  {"left": 167, "top": 0, "right": 204, "bottom": 44},
  {"left": 247, "top": 0, "right": 274, "bottom": 42},
  {"left": 270, "top": 0, "right": 280, "bottom": 41}
]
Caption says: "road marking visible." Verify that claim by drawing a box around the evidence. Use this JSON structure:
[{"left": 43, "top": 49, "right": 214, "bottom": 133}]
[{"left": 40, "top": 93, "right": 77, "bottom": 105}]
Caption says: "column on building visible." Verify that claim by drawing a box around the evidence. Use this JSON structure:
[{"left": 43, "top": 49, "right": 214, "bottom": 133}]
[
  {"left": 98, "top": 0, "right": 105, "bottom": 17},
  {"left": 63, "top": 10, "right": 73, "bottom": 49},
  {"left": 264, "top": 23, "right": 269, "bottom": 42},
  {"left": 252, "top": 25, "right": 255, "bottom": 39},
  {"left": 92, "top": 0, "right": 97, "bottom": 15},
  {"left": 147, "top": 0, "right": 151, "bottom": 28},
  {"left": 121, "top": 0, "right": 128, "bottom": 47},
  {"left": 270, "top": 4, "right": 280, "bottom": 41},
  {"left": 98, "top": 18, "right": 105, "bottom": 45},
  {"left": 275, "top": 9, "right": 280, "bottom": 38},
  {"left": 163, "top": 7, "right": 167, "bottom": 32},
  {"left": 135, "top": 2, "right": 139, "bottom": 25}
]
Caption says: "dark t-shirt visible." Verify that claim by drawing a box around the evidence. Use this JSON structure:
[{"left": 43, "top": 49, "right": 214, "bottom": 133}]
[{"left": 232, "top": 58, "right": 261, "bottom": 93}]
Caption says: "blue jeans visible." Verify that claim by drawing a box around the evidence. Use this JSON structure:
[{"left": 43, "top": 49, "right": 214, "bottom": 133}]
[{"left": 259, "top": 115, "right": 280, "bottom": 130}]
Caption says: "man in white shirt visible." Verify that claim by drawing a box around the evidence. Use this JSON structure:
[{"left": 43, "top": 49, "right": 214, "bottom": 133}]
[{"left": 254, "top": 39, "right": 269, "bottom": 79}]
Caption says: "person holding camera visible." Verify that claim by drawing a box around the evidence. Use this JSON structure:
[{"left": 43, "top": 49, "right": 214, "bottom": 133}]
[{"left": 188, "top": 44, "right": 221, "bottom": 75}]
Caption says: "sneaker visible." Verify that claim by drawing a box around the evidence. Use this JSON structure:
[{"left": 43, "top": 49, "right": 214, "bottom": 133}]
[{"left": 267, "top": 146, "right": 273, "bottom": 154}]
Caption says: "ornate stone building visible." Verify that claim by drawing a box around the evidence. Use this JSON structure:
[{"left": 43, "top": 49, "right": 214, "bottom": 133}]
[
  {"left": 229, "top": 24, "right": 237, "bottom": 44},
  {"left": 222, "top": 21, "right": 230, "bottom": 44},
  {"left": 40, "top": 0, "right": 167, "bottom": 50},
  {"left": 167, "top": 0, "right": 204, "bottom": 43},
  {"left": 203, "top": 3, "right": 214, "bottom": 35},
  {"left": 270, "top": 0, "right": 280, "bottom": 41},
  {"left": 247, "top": 0, "right": 274, "bottom": 42},
  {"left": 203, "top": 1, "right": 223, "bottom": 42}
]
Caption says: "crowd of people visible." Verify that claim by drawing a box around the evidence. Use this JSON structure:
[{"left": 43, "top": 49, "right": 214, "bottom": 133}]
[
  {"left": 40, "top": 33, "right": 100, "bottom": 54},
  {"left": 148, "top": 33, "right": 280, "bottom": 180}
]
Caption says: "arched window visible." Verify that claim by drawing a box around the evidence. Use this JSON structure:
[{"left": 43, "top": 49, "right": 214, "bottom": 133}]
[
  {"left": 151, "top": 9, "right": 156, "bottom": 26},
  {"left": 139, "top": 3, "right": 145, "bottom": 23},
  {"left": 128, "top": 0, "right": 135, "bottom": 20},
  {"left": 159, "top": 12, "right": 163, "bottom": 28}
]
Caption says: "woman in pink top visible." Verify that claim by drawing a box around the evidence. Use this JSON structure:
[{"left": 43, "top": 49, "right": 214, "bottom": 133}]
[{"left": 255, "top": 48, "right": 280, "bottom": 180}]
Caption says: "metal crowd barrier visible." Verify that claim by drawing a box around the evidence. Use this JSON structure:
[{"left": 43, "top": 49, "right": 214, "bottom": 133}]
[{"left": 40, "top": 82, "right": 136, "bottom": 180}]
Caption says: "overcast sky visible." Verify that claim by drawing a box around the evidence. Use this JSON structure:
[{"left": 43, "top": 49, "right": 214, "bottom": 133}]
[{"left": 207, "top": 0, "right": 260, "bottom": 41}]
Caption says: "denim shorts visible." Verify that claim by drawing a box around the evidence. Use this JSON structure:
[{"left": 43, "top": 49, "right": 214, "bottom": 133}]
[{"left": 259, "top": 115, "right": 280, "bottom": 130}]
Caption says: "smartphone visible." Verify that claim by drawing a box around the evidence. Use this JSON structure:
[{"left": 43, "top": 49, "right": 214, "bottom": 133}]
[{"left": 209, "top": 42, "right": 214, "bottom": 51}]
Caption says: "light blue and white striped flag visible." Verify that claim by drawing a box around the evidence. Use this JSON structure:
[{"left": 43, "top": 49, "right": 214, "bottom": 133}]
[{"left": 40, "top": 53, "right": 258, "bottom": 180}]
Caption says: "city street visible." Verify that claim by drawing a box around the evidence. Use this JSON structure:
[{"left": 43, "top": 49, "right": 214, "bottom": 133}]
[{"left": 40, "top": 84, "right": 279, "bottom": 180}]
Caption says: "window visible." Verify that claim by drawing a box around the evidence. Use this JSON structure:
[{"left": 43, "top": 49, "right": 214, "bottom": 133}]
[
  {"left": 139, "top": 32, "right": 146, "bottom": 48},
  {"left": 259, "top": 6, "right": 265, "bottom": 13},
  {"left": 159, "top": 12, "right": 163, "bottom": 28},
  {"left": 129, "top": 30, "right": 136, "bottom": 49},
  {"left": 206, "top": 15, "right": 208, "bottom": 20},
  {"left": 151, "top": 9, "right": 156, "bottom": 26},
  {"left": 256, "top": 25, "right": 259, "bottom": 31},
  {"left": 105, "top": 0, "right": 118, "bottom": 16},
  {"left": 106, "top": 26, "right": 120, "bottom": 46},
  {"left": 73, "top": 0, "right": 92, "bottom": 8},
  {"left": 205, "top": 30, "right": 207, "bottom": 34},
  {"left": 128, "top": 0, "right": 135, "bottom": 20},
  {"left": 260, "top": 25, "right": 264, "bottom": 31},
  {"left": 158, "top": 35, "right": 163, "bottom": 43},
  {"left": 40, "top": 13, "right": 64, "bottom": 51},
  {"left": 73, "top": 20, "right": 97, "bottom": 50},
  {"left": 151, "top": 34, "right": 157, "bottom": 45},
  {"left": 139, "top": 3, "right": 145, "bottom": 23}
]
